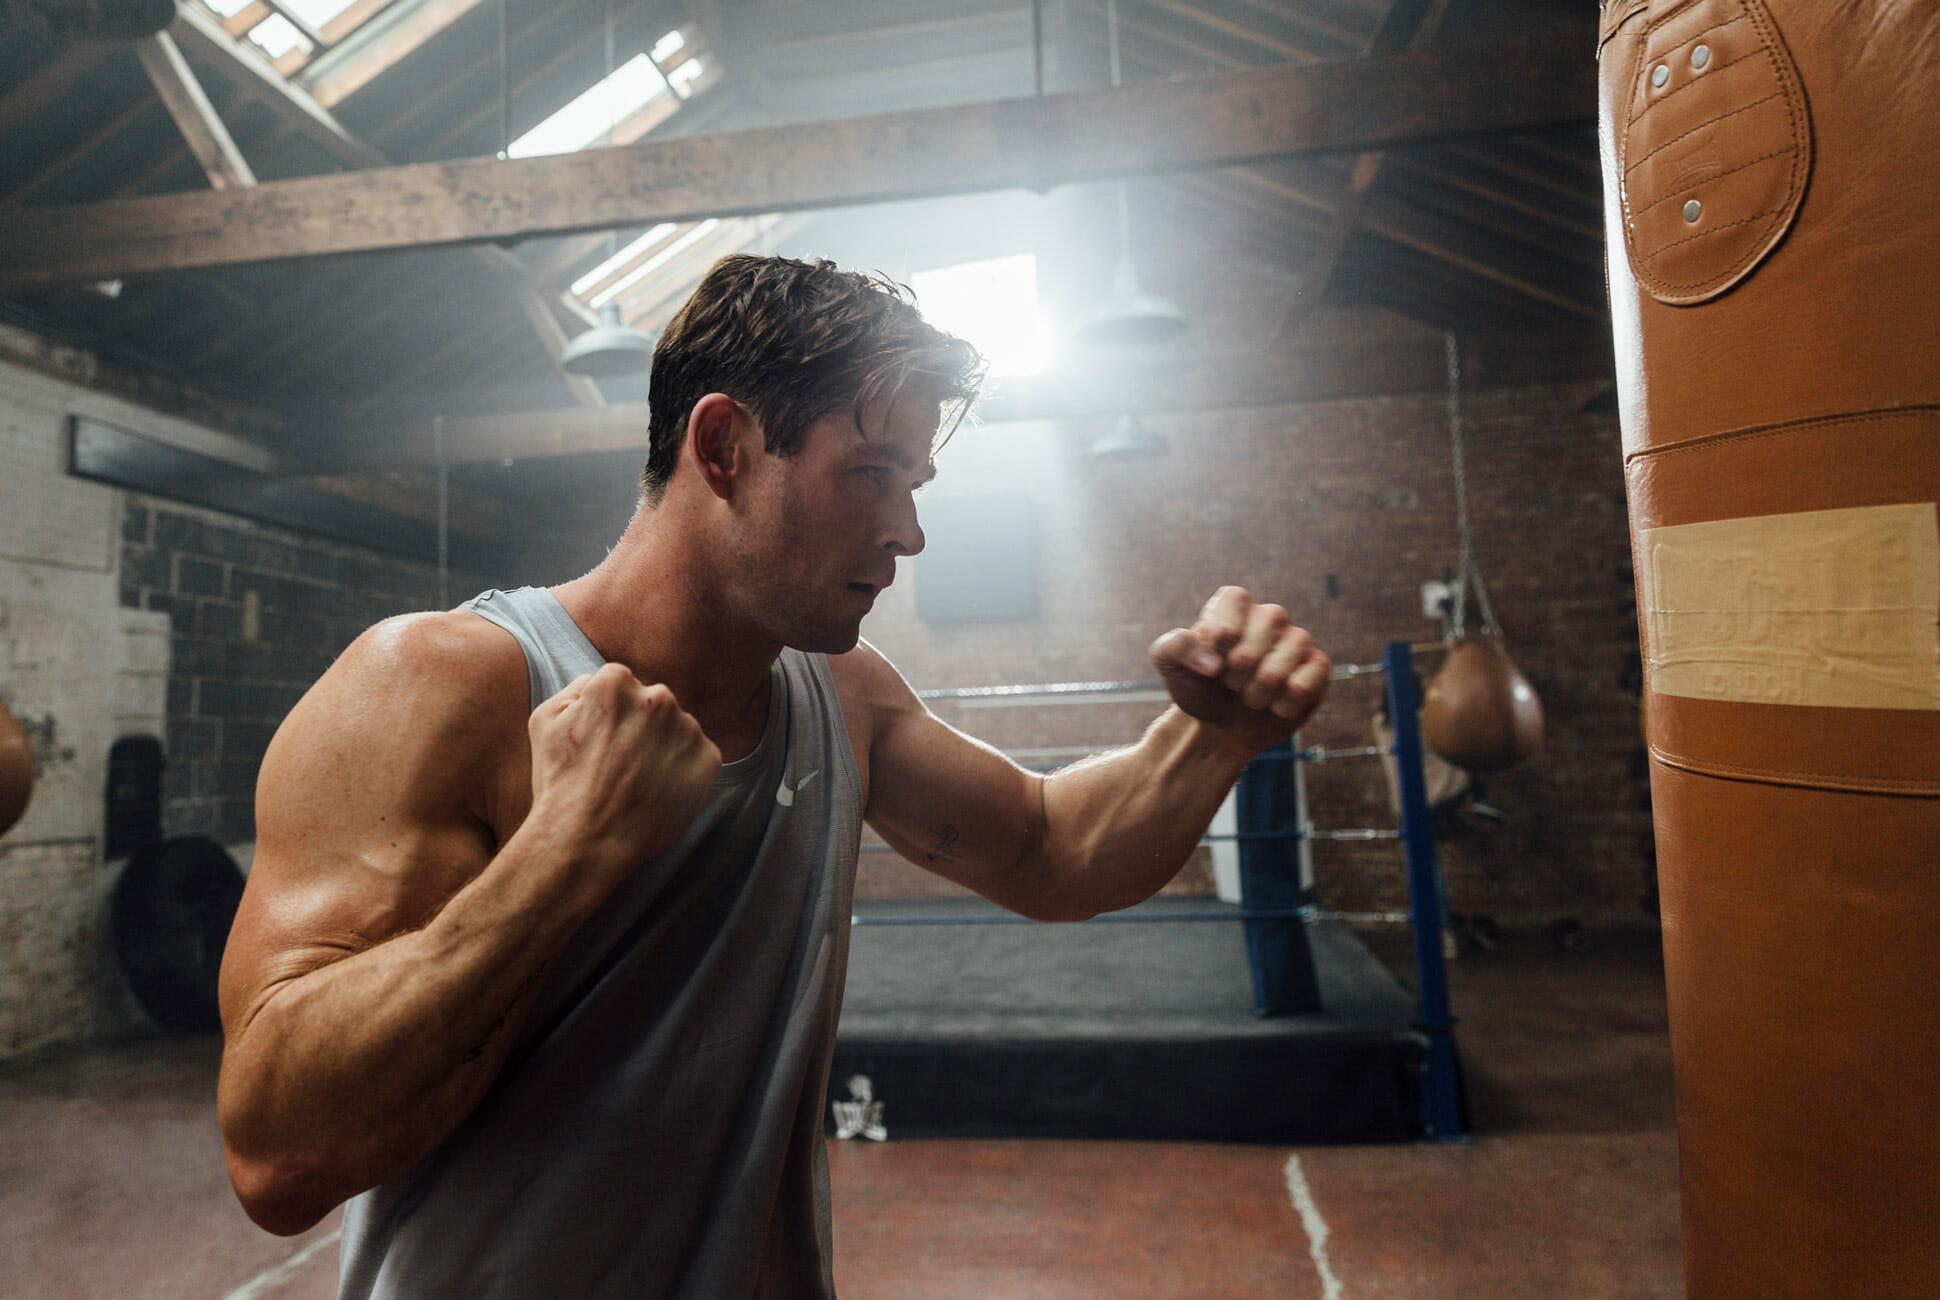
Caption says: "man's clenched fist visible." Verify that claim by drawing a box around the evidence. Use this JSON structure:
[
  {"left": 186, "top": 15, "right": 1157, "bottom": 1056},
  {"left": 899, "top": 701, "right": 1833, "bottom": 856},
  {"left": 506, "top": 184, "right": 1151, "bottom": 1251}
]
[
  {"left": 528, "top": 662, "right": 722, "bottom": 883},
  {"left": 1150, "top": 586, "right": 1331, "bottom": 754}
]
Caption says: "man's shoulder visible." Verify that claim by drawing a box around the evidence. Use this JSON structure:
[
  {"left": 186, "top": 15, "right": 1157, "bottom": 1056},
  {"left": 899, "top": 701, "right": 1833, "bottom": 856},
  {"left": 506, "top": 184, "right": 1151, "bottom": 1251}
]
[
  {"left": 287, "top": 610, "right": 530, "bottom": 761},
  {"left": 342, "top": 609, "right": 526, "bottom": 699}
]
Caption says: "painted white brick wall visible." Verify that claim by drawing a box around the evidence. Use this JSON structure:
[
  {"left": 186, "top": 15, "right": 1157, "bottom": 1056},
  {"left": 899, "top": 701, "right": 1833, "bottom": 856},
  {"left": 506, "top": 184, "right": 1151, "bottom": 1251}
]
[{"left": 0, "top": 353, "right": 238, "bottom": 1060}]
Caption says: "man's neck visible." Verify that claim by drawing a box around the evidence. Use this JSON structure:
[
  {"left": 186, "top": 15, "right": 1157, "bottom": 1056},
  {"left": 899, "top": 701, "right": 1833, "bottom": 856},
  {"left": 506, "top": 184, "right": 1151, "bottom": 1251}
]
[{"left": 551, "top": 519, "right": 778, "bottom": 758}]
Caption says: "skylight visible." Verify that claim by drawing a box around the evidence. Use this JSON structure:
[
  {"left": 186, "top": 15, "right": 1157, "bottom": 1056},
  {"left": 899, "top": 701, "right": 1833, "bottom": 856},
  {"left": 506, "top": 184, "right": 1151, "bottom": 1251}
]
[
  {"left": 247, "top": 13, "right": 312, "bottom": 59},
  {"left": 282, "top": 0, "right": 363, "bottom": 26},
  {"left": 508, "top": 53, "right": 671, "bottom": 159},
  {"left": 651, "top": 29, "right": 685, "bottom": 62},
  {"left": 202, "top": 0, "right": 254, "bottom": 16},
  {"left": 591, "top": 220, "right": 720, "bottom": 309},
  {"left": 912, "top": 255, "right": 1055, "bottom": 379},
  {"left": 572, "top": 224, "right": 682, "bottom": 299}
]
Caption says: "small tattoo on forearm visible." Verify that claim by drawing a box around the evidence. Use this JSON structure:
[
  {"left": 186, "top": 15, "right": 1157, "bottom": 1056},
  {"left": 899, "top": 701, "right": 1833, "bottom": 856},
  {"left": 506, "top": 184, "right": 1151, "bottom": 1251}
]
[{"left": 925, "top": 824, "right": 961, "bottom": 863}]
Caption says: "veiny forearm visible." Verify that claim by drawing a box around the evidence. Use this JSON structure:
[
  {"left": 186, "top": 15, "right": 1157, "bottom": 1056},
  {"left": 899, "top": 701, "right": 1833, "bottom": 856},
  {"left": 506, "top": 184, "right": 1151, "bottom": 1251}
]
[
  {"left": 1034, "top": 706, "right": 1253, "bottom": 918},
  {"left": 219, "top": 813, "right": 609, "bottom": 1231}
]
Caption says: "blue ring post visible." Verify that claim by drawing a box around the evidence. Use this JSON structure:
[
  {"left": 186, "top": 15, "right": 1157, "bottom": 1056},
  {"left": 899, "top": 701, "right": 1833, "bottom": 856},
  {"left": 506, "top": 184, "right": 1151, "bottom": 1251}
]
[{"left": 1383, "top": 641, "right": 1469, "bottom": 1141}]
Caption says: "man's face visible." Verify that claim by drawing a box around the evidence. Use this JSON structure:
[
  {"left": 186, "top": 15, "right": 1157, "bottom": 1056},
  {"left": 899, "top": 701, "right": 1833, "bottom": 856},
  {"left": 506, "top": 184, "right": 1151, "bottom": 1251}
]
[{"left": 730, "top": 390, "right": 938, "bottom": 653}]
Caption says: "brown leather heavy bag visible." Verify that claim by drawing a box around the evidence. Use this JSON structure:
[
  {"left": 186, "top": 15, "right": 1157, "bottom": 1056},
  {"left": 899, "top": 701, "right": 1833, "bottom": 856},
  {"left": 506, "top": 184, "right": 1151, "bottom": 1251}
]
[
  {"left": 1597, "top": 2, "right": 1940, "bottom": 1295},
  {"left": 0, "top": 696, "right": 32, "bottom": 836}
]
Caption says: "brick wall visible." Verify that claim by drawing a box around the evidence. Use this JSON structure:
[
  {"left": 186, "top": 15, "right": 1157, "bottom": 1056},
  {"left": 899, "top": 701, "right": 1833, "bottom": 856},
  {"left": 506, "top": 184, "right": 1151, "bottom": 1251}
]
[{"left": 118, "top": 496, "right": 481, "bottom": 847}]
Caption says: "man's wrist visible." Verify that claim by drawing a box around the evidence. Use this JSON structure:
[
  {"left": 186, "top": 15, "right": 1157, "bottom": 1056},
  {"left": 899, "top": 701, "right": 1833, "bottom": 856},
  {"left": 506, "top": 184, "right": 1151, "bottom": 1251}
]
[{"left": 1174, "top": 708, "right": 1263, "bottom": 776}]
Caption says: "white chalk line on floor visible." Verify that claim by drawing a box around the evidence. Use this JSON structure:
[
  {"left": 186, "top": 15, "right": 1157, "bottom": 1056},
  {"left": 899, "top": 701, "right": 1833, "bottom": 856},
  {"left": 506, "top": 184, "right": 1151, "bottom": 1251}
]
[
  {"left": 1284, "top": 1154, "right": 1345, "bottom": 1300},
  {"left": 221, "top": 1228, "right": 341, "bottom": 1300}
]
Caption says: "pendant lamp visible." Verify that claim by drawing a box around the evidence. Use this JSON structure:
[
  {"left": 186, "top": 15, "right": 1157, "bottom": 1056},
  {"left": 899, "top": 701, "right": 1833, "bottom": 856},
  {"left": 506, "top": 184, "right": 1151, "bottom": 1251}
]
[
  {"left": 562, "top": 302, "right": 656, "bottom": 376},
  {"left": 1072, "top": 0, "right": 1187, "bottom": 349},
  {"left": 558, "top": 0, "right": 655, "bottom": 377}
]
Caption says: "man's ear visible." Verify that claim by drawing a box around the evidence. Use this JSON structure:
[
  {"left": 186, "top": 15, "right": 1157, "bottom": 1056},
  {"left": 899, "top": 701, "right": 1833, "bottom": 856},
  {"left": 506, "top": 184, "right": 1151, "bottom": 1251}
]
[{"left": 687, "top": 393, "right": 750, "bottom": 501}]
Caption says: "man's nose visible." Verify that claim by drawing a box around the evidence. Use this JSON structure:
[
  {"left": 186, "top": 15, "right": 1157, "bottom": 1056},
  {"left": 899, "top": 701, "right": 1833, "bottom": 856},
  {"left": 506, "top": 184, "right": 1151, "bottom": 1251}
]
[{"left": 882, "top": 498, "right": 924, "bottom": 557}]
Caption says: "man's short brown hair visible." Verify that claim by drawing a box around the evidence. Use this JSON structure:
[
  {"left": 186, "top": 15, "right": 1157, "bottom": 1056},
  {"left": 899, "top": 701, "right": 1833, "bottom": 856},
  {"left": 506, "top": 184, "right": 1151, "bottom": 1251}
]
[{"left": 642, "top": 255, "right": 985, "bottom": 502}]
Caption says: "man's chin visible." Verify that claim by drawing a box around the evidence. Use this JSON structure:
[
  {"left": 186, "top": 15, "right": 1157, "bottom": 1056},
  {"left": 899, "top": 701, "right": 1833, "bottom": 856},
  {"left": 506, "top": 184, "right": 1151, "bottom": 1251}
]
[{"left": 786, "top": 621, "right": 864, "bottom": 656}]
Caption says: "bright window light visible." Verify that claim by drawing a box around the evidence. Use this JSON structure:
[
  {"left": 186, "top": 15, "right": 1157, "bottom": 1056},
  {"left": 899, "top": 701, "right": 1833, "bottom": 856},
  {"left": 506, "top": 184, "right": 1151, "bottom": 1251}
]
[
  {"left": 911, "top": 254, "right": 1054, "bottom": 379},
  {"left": 572, "top": 223, "right": 681, "bottom": 297},
  {"left": 281, "top": 0, "right": 361, "bottom": 26},
  {"left": 246, "top": 14, "right": 312, "bottom": 59},
  {"left": 508, "top": 54, "right": 670, "bottom": 159},
  {"left": 651, "top": 29, "right": 686, "bottom": 62},
  {"left": 202, "top": 0, "right": 254, "bottom": 17},
  {"left": 592, "top": 219, "right": 720, "bottom": 309},
  {"left": 668, "top": 58, "right": 704, "bottom": 91}
]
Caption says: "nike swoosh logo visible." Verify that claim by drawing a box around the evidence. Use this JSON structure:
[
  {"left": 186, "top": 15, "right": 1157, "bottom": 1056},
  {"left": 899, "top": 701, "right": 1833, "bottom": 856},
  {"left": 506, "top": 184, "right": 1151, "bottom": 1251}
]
[{"left": 775, "top": 768, "right": 820, "bottom": 808}]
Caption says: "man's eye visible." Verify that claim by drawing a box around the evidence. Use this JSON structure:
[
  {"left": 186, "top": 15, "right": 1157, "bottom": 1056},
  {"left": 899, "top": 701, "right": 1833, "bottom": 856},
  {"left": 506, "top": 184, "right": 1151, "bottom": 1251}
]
[{"left": 858, "top": 466, "right": 888, "bottom": 483}]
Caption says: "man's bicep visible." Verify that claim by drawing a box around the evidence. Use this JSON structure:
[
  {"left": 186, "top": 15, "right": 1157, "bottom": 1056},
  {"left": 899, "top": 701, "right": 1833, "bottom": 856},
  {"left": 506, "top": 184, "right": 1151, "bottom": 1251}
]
[
  {"left": 220, "top": 624, "right": 500, "bottom": 1035},
  {"left": 842, "top": 644, "right": 1047, "bottom": 905}
]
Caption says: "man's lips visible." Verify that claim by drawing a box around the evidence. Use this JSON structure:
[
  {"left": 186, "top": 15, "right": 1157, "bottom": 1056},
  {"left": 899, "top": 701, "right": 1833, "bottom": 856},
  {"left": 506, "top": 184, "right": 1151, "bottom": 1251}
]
[{"left": 847, "top": 577, "right": 894, "bottom": 596}]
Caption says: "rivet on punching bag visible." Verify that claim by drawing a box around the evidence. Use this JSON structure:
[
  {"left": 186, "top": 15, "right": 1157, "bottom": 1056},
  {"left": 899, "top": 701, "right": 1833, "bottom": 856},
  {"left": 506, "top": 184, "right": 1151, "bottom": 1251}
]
[
  {"left": 1421, "top": 636, "right": 1544, "bottom": 774},
  {"left": 0, "top": 695, "right": 34, "bottom": 836}
]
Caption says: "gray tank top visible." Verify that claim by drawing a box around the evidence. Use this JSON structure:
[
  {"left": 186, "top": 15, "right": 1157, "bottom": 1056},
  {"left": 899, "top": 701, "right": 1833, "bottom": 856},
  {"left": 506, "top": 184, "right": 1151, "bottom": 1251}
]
[{"left": 338, "top": 587, "right": 862, "bottom": 1299}]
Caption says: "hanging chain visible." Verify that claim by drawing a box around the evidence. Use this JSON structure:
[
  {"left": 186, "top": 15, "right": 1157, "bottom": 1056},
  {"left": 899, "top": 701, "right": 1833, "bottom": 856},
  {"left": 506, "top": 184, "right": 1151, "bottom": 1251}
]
[
  {"left": 497, "top": 0, "right": 510, "bottom": 159},
  {"left": 1444, "top": 332, "right": 1501, "bottom": 639},
  {"left": 1031, "top": 0, "right": 1044, "bottom": 97},
  {"left": 432, "top": 415, "right": 450, "bottom": 610}
]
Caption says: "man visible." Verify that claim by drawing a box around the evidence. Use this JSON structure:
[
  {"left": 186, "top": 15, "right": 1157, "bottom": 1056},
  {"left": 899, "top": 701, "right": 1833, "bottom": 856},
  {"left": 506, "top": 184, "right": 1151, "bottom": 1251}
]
[{"left": 217, "top": 255, "right": 1331, "bottom": 1297}]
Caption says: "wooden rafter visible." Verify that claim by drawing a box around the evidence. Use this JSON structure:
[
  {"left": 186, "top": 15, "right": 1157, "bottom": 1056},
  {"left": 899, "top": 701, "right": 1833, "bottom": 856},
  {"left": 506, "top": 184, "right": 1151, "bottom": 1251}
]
[
  {"left": 0, "top": 44, "right": 105, "bottom": 138},
  {"left": 317, "top": 327, "right": 1616, "bottom": 473},
  {"left": 158, "top": 2, "right": 604, "bottom": 407},
  {"left": 170, "top": 0, "right": 385, "bottom": 166},
  {"left": 134, "top": 31, "right": 258, "bottom": 190},
  {"left": 1101, "top": 14, "right": 1599, "bottom": 324},
  {"left": 0, "top": 35, "right": 1596, "bottom": 292},
  {"left": 1278, "top": 0, "right": 1445, "bottom": 341},
  {"left": 1144, "top": 0, "right": 1307, "bottom": 62},
  {"left": 299, "top": 0, "right": 488, "bottom": 108}
]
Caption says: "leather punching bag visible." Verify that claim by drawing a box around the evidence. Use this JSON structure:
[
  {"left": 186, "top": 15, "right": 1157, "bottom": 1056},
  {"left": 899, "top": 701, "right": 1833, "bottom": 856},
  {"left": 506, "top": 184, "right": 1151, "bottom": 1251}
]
[
  {"left": 0, "top": 695, "right": 32, "bottom": 836},
  {"left": 1421, "top": 636, "right": 1544, "bottom": 773},
  {"left": 1597, "top": 3, "right": 1939, "bottom": 1295}
]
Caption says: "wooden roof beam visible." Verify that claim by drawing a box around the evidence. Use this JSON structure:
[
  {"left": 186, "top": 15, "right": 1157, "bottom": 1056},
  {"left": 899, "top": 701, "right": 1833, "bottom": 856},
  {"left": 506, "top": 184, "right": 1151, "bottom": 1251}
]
[
  {"left": 1279, "top": 0, "right": 1446, "bottom": 341},
  {"left": 135, "top": 30, "right": 258, "bottom": 190},
  {"left": 0, "top": 34, "right": 1596, "bottom": 292},
  {"left": 0, "top": 43, "right": 105, "bottom": 138},
  {"left": 169, "top": 0, "right": 386, "bottom": 168},
  {"left": 299, "top": 0, "right": 489, "bottom": 109},
  {"left": 163, "top": 3, "right": 604, "bottom": 408}
]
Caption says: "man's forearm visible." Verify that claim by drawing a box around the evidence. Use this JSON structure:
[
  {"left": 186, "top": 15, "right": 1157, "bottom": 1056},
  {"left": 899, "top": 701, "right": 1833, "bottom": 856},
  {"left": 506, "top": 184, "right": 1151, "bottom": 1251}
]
[
  {"left": 218, "top": 814, "right": 610, "bottom": 1232},
  {"left": 1032, "top": 706, "right": 1255, "bottom": 918}
]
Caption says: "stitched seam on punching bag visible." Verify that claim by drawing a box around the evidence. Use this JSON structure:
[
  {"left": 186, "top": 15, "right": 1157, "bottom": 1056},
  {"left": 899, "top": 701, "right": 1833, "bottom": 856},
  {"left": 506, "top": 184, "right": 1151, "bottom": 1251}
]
[
  {"left": 1625, "top": 90, "right": 1781, "bottom": 174},
  {"left": 1649, "top": 744, "right": 1940, "bottom": 796},
  {"left": 1651, "top": 0, "right": 1809, "bottom": 294},
  {"left": 1621, "top": 405, "right": 1940, "bottom": 468},
  {"left": 1632, "top": 145, "right": 1790, "bottom": 218},
  {"left": 1641, "top": 204, "right": 1785, "bottom": 261},
  {"left": 1626, "top": 16, "right": 1757, "bottom": 130}
]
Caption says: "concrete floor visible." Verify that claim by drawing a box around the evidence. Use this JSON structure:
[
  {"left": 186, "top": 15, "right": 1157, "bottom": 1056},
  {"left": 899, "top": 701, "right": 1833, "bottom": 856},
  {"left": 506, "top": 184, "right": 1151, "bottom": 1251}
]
[{"left": 0, "top": 926, "right": 1681, "bottom": 1298}]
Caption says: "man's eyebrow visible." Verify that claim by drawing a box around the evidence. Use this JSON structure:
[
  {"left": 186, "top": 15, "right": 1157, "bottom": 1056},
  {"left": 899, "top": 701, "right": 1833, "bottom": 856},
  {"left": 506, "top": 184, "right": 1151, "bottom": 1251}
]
[{"left": 860, "top": 443, "right": 938, "bottom": 483}]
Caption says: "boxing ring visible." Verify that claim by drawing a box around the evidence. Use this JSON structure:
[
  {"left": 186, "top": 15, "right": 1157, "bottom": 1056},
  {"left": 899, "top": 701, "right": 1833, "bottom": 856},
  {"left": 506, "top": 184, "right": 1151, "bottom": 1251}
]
[{"left": 831, "top": 642, "right": 1469, "bottom": 1145}]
